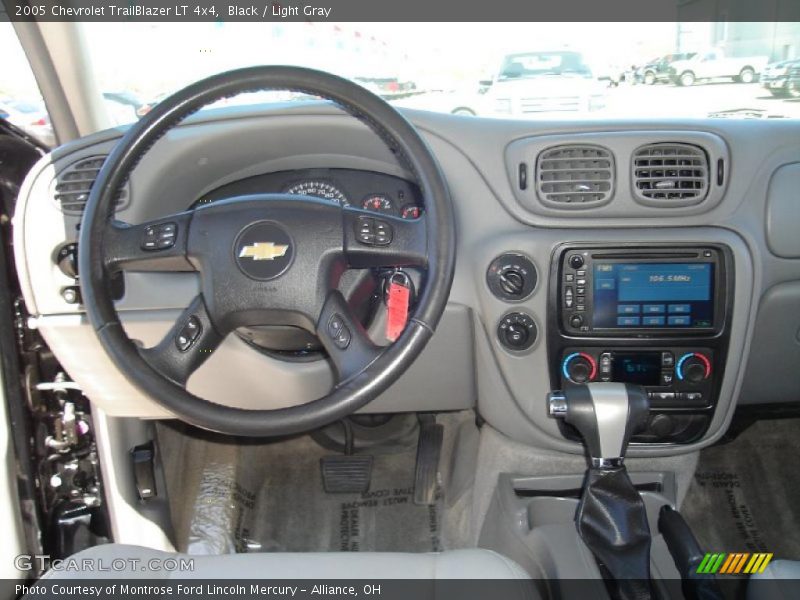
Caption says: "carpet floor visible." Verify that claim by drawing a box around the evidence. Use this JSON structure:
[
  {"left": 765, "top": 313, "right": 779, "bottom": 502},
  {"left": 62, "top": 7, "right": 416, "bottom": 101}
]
[
  {"left": 682, "top": 417, "right": 800, "bottom": 561},
  {"left": 157, "top": 414, "right": 474, "bottom": 555}
]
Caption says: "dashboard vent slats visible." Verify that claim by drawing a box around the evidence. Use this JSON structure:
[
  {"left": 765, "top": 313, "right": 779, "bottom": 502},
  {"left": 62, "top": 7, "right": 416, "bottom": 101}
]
[
  {"left": 53, "top": 156, "right": 129, "bottom": 214},
  {"left": 632, "top": 143, "right": 709, "bottom": 205},
  {"left": 536, "top": 145, "right": 614, "bottom": 207}
]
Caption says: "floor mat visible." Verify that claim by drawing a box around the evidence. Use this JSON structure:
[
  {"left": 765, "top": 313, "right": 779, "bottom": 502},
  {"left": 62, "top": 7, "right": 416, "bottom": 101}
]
[
  {"left": 157, "top": 415, "right": 472, "bottom": 555},
  {"left": 682, "top": 418, "right": 800, "bottom": 561}
]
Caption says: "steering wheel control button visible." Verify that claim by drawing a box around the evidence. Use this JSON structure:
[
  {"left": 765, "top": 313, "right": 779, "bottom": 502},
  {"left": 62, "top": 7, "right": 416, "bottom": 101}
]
[
  {"left": 142, "top": 222, "right": 177, "bottom": 251},
  {"left": 355, "top": 216, "right": 393, "bottom": 246},
  {"left": 374, "top": 221, "right": 393, "bottom": 245},
  {"left": 175, "top": 316, "right": 202, "bottom": 352},
  {"left": 327, "top": 313, "right": 345, "bottom": 337},
  {"left": 333, "top": 325, "right": 352, "bottom": 350},
  {"left": 487, "top": 253, "right": 537, "bottom": 301},
  {"left": 234, "top": 221, "right": 294, "bottom": 281},
  {"left": 497, "top": 312, "right": 537, "bottom": 352}
]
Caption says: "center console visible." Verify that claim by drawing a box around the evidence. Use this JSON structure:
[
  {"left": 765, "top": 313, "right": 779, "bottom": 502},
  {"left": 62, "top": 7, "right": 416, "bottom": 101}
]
[{"left": 547, "top": 243, "right": 733, "bottom": 444}]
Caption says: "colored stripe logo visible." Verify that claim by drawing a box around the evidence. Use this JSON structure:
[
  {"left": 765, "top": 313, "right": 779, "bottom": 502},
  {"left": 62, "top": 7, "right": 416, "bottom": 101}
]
[{"left": 697, "top": 552, "right": 773, "bottom": 574}]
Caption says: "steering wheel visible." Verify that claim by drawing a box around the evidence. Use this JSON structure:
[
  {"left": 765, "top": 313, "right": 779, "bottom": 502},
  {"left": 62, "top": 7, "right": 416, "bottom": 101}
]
[{"left": 78, "top": 66, "right": 456, "bottom": 436}]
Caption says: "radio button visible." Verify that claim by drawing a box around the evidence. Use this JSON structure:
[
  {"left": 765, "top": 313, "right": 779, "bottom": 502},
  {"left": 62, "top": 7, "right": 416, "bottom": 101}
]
[
  {"left": 599, "top": 353, "right": 612, "bottom": 375},
  {"left": 649, "top": 391, "right": 676, "bottom": 403},
  {"left": 565, "top": 273, "right": 575, "bottom": 282},
  {"left": 564, "top": 287, "right": 574, "bottom": 308},
  {"left": 617, "top": 316, "right": 640, "bottom": 326},
  {"left": 576, "top": 287, "right": 585, "bottom": 295},
  {"left": 643, "top": 316, "right": 666, "bottom": 326},
  {"left": 576, "top": 279, "right": 587, "bottom": 285},
  {"left": 668, "top": 304, "right": 691, "bottom": 314},
  {"left": 576, "top": 270, "right": 586, "bottom": 277},
  {"left": 680, "top": 392, "right": 704, "bottom": 404},
  {"left": 643, "top": 304, "right": 666, "bottom": 314},
  {"left": 668, "top": 316, "right": 691, "bottom": 326},
  {"left": 618, "top": 304, "right": 640, "bottom": 314}
]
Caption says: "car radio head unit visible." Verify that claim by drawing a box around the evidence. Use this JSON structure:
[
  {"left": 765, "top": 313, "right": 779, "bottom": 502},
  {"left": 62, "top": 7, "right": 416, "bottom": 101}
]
[{"left": 557, "top": 246, "right": 726, "bottom": 336}]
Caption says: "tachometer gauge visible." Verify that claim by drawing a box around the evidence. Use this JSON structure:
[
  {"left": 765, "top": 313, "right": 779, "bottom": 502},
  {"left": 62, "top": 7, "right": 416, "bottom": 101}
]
[
  {"left": 285, "top": 181, "right": 349, "bottom": 206},
  {"left": 362, "top": 194, "right": 393, "bottom": 213},
  {"left": 400, "top": 204, "right": 422, "bottom": 220}
]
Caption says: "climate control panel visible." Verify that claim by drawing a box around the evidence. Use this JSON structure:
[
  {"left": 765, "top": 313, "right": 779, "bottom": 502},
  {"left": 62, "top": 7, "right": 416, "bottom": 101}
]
[{"left": 559, "top": 347, "right": 714, "bottom": 410}]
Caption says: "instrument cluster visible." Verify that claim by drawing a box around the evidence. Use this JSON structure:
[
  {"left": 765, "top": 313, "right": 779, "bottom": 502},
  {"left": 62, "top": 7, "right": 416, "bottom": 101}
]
[{"left": 194, "top": 168, "right": 423, "bottom": 219}]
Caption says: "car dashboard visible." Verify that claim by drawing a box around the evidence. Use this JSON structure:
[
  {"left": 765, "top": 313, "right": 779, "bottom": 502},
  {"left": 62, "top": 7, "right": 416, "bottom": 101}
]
[{"left": 12, "top": 103, "right": 800, "bottom": 457}]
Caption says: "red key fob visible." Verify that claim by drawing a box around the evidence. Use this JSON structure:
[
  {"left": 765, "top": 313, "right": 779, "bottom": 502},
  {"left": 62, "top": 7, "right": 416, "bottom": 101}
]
[{"left": 386, "top": 273, "right": 411, "bottom": 342}]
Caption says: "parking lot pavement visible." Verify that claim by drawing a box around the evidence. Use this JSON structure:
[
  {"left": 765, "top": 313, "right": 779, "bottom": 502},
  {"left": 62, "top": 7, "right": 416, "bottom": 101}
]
[{"left": 601, "top": 82, "right": 800, "bottom": 119}]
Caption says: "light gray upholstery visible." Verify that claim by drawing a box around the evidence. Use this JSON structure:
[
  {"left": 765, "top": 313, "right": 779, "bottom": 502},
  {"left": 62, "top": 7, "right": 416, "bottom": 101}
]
[
  {"left": 747, "top": 560, "right": 800, "bottom": 600},
  {"left": 43, "top": 544, "right": 532, "bottom": 582}
]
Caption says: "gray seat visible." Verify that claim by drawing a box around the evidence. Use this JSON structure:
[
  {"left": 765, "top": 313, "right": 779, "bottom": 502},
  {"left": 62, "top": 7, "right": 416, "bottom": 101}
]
[
  {"left": 42, "top": 544, "right": 532, "bottom": 590},
  {"left": 747, "top": 560, "right": 800, "bottom": 600}
]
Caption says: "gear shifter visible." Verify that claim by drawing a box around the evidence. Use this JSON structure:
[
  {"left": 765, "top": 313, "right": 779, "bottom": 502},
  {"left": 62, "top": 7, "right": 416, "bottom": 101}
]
[
  {"left": 549, "top": 383, "right": 654, "bottom": 600},
  {"left": 548, "top": 382, "right": 649, "bottom": 467}
]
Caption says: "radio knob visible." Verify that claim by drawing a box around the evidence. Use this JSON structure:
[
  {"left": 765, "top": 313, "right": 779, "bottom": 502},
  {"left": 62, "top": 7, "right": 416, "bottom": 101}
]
[
  {"left": 562, "top": 352, "right": 597, "bottom": 384},
  {"left": 568, "top": 254, "right": 585, "bottom": 269},
  {"left": 677, "top": 352, "right": 711, "bottom": 383}
]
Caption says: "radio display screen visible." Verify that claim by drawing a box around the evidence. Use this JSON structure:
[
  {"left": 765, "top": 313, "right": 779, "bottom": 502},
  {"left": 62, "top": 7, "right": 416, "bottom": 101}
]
[{"left": 593, "top": 262, "right": 714, "bottom": 329}]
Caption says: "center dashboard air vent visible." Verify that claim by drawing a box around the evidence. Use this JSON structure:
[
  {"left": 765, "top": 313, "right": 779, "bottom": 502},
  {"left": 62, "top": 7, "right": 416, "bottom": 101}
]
[
  {"left": 53, "top": 156, "right": 130, "bottom": 214},
  {"left": 535, "top": 144, "right": 615, "bottom": 208},
  {"left": 632, "top": 143, "right": 709, "bottom": 206}
]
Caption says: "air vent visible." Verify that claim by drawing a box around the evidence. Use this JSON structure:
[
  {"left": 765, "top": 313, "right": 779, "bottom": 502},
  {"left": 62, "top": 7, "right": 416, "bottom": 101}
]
[
  {"left": 632, "top": 143, "right": 709, "bottom": 206},
  {"left": 536, "top": 144, "right": 614, "bottom": 207},
  {"left": 53, "top": 156, "right": 129, "bottom": 214}
]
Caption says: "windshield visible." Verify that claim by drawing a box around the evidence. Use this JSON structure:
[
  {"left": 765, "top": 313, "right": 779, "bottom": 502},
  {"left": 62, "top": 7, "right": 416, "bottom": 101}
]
[
  {"left": 498, "top": 52, "right": 592, "bottom": 79},
  {"left": 59, "top": 22, "right": 800, "bottom": 122}
]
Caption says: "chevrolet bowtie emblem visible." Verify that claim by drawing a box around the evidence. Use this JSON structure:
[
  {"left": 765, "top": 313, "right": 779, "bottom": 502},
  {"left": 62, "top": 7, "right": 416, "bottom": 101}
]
[{"left": 238, "top": 242, "right": 290, "bottom": 261}]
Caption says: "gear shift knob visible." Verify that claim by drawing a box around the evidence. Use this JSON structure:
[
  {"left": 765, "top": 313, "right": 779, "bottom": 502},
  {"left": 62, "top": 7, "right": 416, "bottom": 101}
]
[{"left": 548, "top": 383, "right": 649, "bottom": 467}]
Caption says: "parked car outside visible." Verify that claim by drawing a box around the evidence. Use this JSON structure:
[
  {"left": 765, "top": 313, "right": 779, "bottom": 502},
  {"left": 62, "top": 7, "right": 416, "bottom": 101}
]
[
  {"left": 668, "top": 48, "right": 769, "bottom": 86},
  {"left": 636, "top": 53, "right": 697, "bottom": 85},
  {"left": 102, "top": 91, "right": 153, "bottom": 126},
  {"left": 761, "top": 58, "right": 800, "bottom": 98},
  {"left": 0, "top": 98, "right": 55, "bottom": 146},
  {"left": 481, "top": 50, "right": 607, "bottom": 116}
]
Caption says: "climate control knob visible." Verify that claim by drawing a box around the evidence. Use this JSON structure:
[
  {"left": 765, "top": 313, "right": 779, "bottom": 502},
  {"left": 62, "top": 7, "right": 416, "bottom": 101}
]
[
  {"left": 677, "top": 352, "right": 712, "bottom": 383},
  {"left": 562, "top": 352, "right": 597, "bottom": 384}
]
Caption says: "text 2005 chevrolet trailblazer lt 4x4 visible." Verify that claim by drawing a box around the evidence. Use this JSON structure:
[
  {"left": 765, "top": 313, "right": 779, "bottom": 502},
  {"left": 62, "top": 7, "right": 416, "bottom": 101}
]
[{"left": 1, "top": 9, "right": 799, "bottom": 600}]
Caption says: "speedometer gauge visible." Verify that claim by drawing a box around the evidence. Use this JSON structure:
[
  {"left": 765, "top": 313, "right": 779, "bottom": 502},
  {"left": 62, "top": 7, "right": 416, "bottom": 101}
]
[{"left": 285, "top": 181, "right": 349, "bottom": 206}]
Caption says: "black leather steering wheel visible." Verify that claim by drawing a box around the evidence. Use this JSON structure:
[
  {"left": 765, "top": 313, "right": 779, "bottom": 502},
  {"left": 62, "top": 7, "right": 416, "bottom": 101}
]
[{"left": 79, "top": 66, "right": 456, "bottom": 436}]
